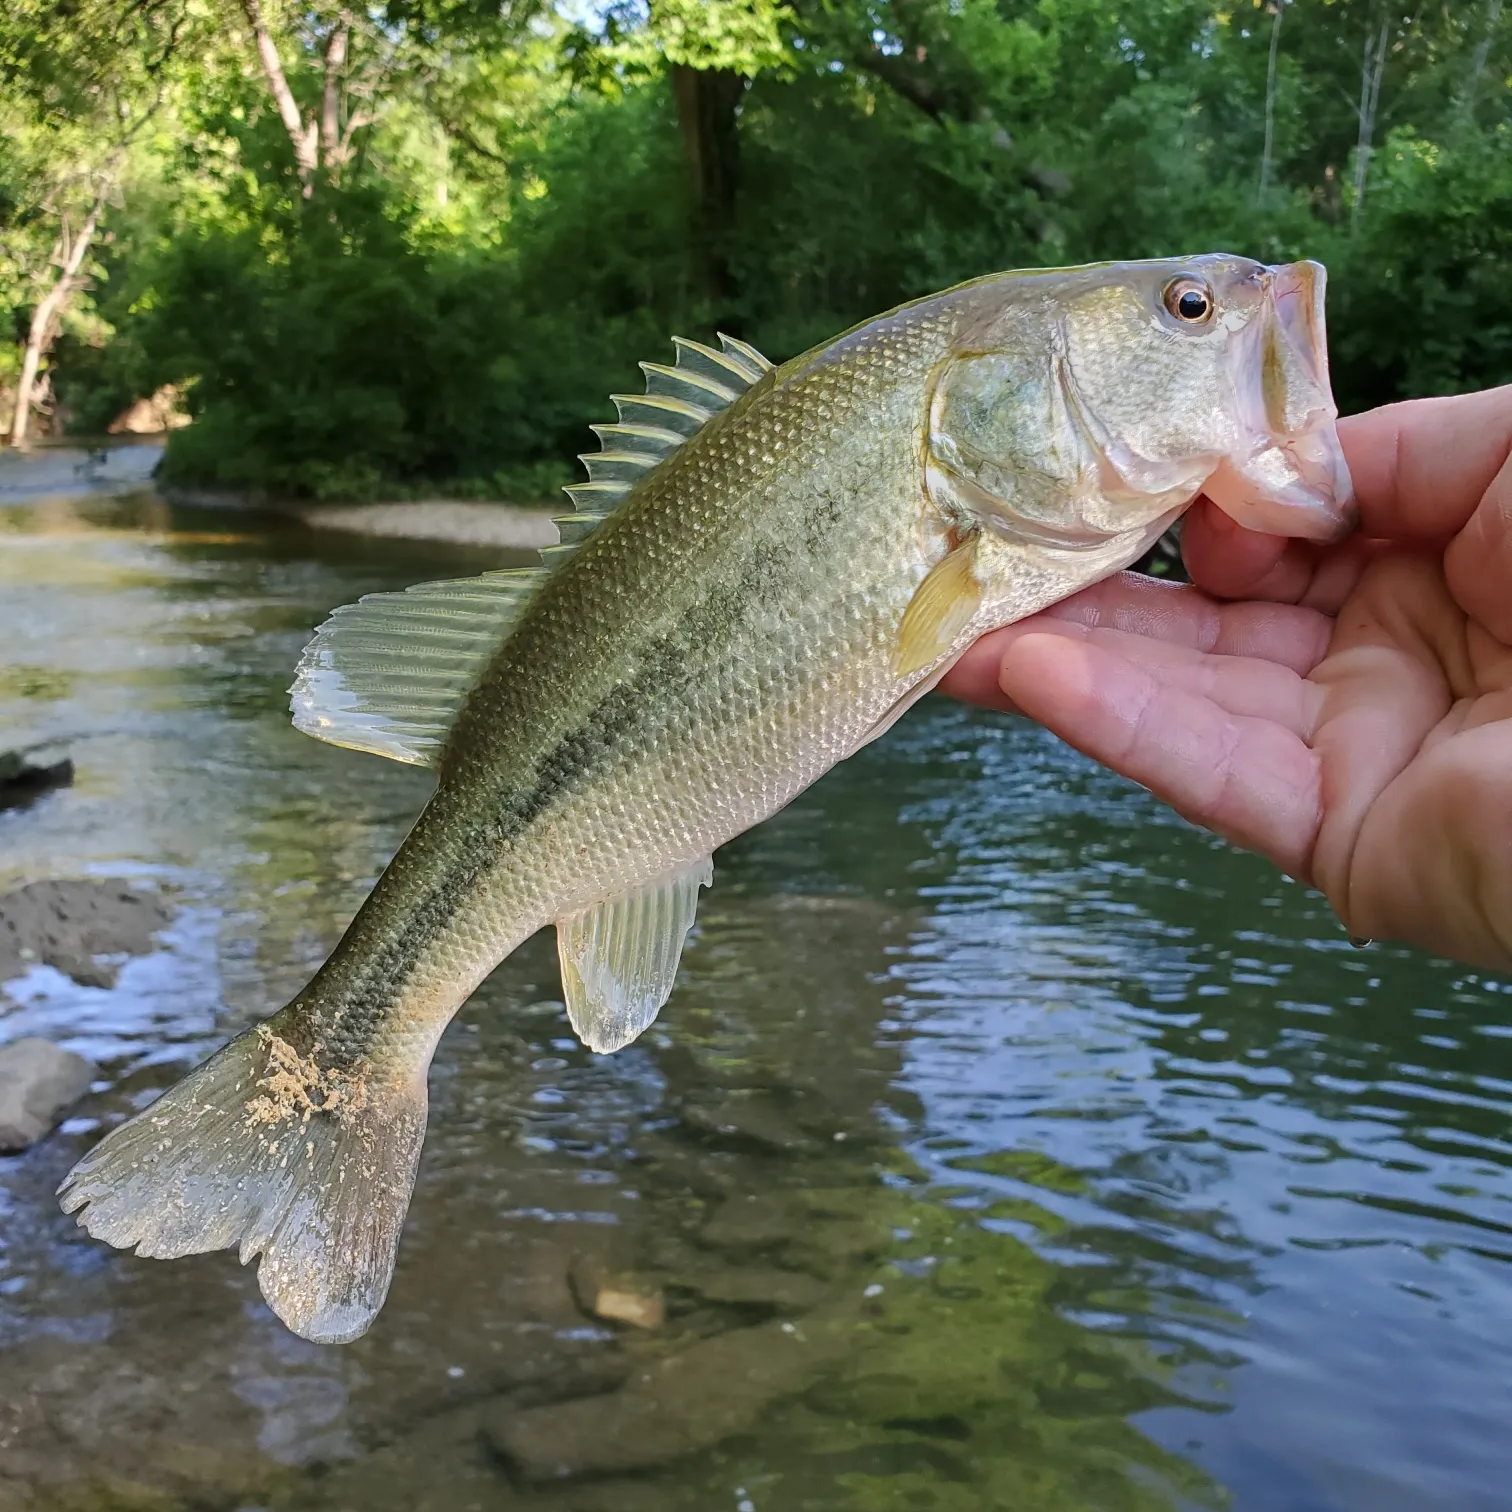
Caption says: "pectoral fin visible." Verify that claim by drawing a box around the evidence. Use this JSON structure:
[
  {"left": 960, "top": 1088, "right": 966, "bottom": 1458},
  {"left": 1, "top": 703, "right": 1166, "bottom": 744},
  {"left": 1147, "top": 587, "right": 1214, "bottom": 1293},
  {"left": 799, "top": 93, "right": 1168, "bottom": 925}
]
[
  {"left": 556, "top": 858, "right": 713, "bottom": 1054},
  {"left": 892, "top": 533, "right": 984, "bottom": 678}
]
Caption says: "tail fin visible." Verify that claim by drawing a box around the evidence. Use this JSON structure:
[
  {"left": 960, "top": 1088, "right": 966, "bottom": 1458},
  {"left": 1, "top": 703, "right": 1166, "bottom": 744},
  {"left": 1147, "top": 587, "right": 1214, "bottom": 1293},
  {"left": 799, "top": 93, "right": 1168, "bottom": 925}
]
[{"left": 58, "top": 1017, "right": 426, "bottom": 1344}]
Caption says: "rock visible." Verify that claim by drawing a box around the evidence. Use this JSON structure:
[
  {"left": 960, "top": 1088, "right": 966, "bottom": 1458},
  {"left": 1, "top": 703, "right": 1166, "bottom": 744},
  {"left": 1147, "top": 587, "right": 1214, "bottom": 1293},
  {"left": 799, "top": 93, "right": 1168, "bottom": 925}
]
[
  {"left": 0, "top": 1038, "right": 95, "bottom": 1152},
  {"left": 487, "top": 1315, "right": 852, "bottom": 1480},
  {"left": 107, "top": 385, "right": 190, "bottom": 436},
  {"left": 0, "top": 751, "right": 73, "bottom": 814},
  {"left": 568, "top": 1256, "right": 665, "bottom": 1331},
  {"left": 589, "top": 1283, "right": 665, "bottom": 1331},
  {"left": 520, "top": 1480, "right": 702, "bottom": 1512},
  {"left": 681, "top": 1091, "right": 817, "bottom": 1153},
  {"left": 33, "top": 1476, "right": 183, "bottom": 1512},
  {"left": 697, "top": 1188, "right": 889, "bottom": 1283},
  {"left": 678, "top": 1265, "right": 830, "bottom": 1313},
  {"left": 281, "top": 1399, "right": 501, "bottom": 1512},
  {"left": 697, "top": 1192, "right": 804, "bottom": 1251},
  {"left": 0, "top": 1480, "right": 33, "bottom": 1512},
  {"left": 0, "top": 879, "right": 170, "bottom": 989}
]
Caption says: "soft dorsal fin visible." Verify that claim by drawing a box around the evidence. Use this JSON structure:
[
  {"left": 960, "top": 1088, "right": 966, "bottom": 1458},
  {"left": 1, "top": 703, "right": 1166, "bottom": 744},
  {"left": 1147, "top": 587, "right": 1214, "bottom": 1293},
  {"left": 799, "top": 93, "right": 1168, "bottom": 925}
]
[
  {"left": 289, "top": 568, "right": 542, "bottom": 767},
  {"left": 554, "top": 332, "right": 772, "bottom": 551},
  {"left": 290, "top": 332, "right": 773, "bottom": 766},
  {"left": 556, "top": 856, "right": 713, "bottom": 1054}
]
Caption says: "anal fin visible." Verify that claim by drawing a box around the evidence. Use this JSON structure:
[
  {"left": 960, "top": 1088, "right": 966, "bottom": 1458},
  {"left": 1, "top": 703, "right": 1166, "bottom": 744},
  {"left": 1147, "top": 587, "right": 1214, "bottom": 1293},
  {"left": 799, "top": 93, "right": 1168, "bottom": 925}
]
[{"left": 556, "top": 858, "right": 713, "bottom": 1054}]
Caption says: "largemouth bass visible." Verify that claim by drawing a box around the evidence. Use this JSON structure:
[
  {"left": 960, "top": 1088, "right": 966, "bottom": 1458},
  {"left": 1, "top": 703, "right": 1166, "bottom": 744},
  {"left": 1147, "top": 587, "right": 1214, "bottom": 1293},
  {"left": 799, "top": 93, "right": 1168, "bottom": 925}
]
[{"left": 60, "top": 254, "right": 1356, "bottom": 1343}]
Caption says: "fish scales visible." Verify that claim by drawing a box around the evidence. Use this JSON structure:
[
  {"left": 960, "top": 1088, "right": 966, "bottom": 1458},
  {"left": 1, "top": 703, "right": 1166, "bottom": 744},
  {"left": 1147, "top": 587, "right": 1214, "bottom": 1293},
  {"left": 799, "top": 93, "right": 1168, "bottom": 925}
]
[
  {"left": 58, "top": 255, "right": 1357, "bottom": 1345},
  {"left": 300, "top": 299, "right": 960, "bottom": 1077}
]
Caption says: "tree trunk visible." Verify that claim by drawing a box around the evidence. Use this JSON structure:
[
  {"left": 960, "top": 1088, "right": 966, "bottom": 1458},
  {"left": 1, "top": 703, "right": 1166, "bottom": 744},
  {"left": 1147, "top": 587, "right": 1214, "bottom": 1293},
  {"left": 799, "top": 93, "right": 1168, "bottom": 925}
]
[
  {"left": 1257, "top": 0, "right": 1284, "bottom": 203},
  {"left": 670, "top": 64, "right": 747, "bottom": 308},
  {"left": 320, "top": 14, "right": 350, "bottom": 175},
  {"left": 7, "top": 186, "right": 108, "bottom": 449},
  {"left": 1351, "top": 14, "right": 1390, "bottom": 228},
  {"left": 1457, "top": 0, "right": 1505, "bottom": 128},
  {"left": 241, "top": 0, "right": 319, "bottom": 190}
]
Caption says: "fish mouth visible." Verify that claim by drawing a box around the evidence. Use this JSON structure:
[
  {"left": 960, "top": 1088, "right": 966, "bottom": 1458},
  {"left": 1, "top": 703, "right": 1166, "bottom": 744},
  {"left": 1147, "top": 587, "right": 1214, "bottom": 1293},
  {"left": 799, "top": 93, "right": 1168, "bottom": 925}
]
[{"left": 1204, "top": 260, "right": 1358, "bottom": 545}]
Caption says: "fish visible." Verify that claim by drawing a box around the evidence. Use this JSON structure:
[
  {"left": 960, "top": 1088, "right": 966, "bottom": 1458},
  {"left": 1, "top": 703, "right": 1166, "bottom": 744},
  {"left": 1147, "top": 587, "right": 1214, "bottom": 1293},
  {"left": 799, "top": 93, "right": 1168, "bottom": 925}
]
[{"left": 58, "top": 254, "right": 1356, "bottom": 1344}]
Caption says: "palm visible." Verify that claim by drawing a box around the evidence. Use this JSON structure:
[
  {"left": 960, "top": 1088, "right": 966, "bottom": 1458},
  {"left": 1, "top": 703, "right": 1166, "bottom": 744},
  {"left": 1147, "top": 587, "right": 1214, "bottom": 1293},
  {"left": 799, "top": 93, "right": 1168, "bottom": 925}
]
[
  {"left": 942, "top": 389, "right": 1512, "bottom": 970},
  {"left": 1320, "top": 551, "right": 1512, "bottom": 965}
]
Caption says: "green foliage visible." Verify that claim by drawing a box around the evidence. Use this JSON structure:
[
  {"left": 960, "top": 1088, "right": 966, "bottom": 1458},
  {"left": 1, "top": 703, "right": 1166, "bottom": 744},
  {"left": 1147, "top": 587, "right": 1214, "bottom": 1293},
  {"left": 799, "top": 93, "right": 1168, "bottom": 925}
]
[
  {"left": 612, "top": 0, "right": 792, "bottom": 74},
  {"left": 6, "top": 0, "right": 1511, "bottom": 492},
  {"left": 1326, "top": 126, "right": 1512, "bottom": 408}
]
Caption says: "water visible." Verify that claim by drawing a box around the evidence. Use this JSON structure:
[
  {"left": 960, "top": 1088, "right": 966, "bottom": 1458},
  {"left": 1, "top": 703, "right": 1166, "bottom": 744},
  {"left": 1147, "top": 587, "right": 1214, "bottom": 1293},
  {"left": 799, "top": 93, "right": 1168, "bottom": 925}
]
[{"left": 2, "top": 471, "right": 1511, "bottom": 1511}]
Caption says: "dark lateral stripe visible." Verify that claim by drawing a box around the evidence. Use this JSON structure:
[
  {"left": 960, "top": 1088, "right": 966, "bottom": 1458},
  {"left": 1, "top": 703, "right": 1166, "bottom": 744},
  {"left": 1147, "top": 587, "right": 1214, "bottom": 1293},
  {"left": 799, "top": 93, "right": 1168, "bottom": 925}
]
[{"left": 316, "top": 550, "right": 792, "bottom": 1053}]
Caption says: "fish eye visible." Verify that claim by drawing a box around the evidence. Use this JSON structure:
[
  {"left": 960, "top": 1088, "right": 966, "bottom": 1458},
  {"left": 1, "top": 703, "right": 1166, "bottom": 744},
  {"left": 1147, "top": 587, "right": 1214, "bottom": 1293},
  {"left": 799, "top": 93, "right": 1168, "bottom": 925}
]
[{"left": 1163, "top": 277, "right": 1215, "bottom": 325}]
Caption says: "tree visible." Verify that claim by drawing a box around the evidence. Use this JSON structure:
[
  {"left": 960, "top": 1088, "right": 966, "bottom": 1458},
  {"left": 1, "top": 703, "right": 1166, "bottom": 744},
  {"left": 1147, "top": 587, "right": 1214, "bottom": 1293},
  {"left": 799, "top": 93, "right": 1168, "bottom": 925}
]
[
  {"left": 579, "top": 0, "right": 790, "bottom": 309},
  {"left": 9, "top": 0, "right": 1508, "bottom": 492},
  {"left": 0, "top": 0, "right": 187, "bottom": 444},
  {"left": 235, "top": 0, "right": 394, "bottom": 193}
]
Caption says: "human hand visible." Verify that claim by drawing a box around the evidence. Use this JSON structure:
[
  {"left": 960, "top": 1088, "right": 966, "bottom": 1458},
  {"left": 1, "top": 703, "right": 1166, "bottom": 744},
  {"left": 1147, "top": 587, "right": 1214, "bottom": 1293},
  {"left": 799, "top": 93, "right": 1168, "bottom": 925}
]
[{"left": 942, "top": 386, "right": 1512, "bottom": 971}]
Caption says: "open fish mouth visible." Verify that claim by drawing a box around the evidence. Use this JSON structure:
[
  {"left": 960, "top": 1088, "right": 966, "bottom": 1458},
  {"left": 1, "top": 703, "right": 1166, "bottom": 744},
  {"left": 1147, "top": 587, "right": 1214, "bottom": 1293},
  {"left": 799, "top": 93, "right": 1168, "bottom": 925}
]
[{"left": 1204, "top": 259, "right": 1358, "bottom": 544}]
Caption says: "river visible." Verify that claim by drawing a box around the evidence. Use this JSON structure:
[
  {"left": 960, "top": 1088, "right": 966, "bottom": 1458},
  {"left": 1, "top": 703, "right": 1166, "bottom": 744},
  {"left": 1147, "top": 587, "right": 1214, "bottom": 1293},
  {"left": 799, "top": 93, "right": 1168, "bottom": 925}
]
[{"left": 2, "top": 460, "right": 1510, "bottom": 1511}]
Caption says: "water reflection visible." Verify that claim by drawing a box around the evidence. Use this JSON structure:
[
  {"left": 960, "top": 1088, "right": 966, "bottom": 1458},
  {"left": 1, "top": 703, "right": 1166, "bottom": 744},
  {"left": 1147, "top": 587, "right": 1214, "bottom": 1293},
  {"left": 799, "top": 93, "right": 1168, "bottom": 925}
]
[{"left": 1, "top": 483, "right": 1510, "bottom": 1511}]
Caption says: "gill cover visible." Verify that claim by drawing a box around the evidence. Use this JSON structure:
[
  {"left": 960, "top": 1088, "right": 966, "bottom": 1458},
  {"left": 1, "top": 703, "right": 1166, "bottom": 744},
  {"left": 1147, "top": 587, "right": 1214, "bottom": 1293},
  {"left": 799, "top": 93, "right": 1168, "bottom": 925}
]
[{"left": 926, "top": 340, "right": 1208, "bottom": 552}]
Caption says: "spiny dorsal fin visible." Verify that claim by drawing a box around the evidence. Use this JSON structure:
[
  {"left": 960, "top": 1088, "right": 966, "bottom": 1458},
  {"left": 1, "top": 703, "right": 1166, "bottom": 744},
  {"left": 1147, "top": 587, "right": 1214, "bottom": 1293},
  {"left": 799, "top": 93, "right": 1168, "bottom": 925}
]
[
  {"left": 290, "top": 568, "right": 542, "bottom": 767},
  {"left": 558, "top": 332, "right": 772, "bottom": 529},
  {"left": 290, "top": 334, "right": 774, "bottom": 768}
]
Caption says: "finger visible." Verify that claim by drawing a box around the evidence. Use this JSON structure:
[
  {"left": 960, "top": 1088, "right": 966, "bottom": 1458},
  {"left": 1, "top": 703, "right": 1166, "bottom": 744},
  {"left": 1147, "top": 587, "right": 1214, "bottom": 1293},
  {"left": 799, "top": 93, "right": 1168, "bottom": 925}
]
[
  {"left": 1301, "top": 556, "right": 1459, "bottom": 923},
  {"left": 1008, "top": 621, "right": 1323, "bottom": 735},
  {"left": 1183, "top": 499, "right": 1383, "bottom": 615},
  {"left": 998, "top": 631, "right": 1322, "bottom": 879},
  {"left": 1340, "top": 386, "right": 1512, "bottom": 541},
  {"left": 954, "top": 569, "right": 1333, "bottom": 668},
  {"left": 1031, "top": 568, "right": 1330, "bottom": 662},
  {"left": 1445, "top": 445, "right": 1512, "bottom": 645},
  {"left": 942, "top": 634, "right": 1021, "bottom": 712},
  {"left": 1181, "top": 498, "right": 1301, "bottom": 599}
]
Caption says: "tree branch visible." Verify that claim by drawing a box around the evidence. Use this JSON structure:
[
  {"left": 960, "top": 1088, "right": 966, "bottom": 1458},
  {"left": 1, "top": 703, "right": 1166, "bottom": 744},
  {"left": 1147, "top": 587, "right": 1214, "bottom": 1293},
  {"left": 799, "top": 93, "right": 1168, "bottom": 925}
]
[
  {"left": 339, "top": 107, "right": 375, "bottom": 158},
  {"left": 8, "top": 177, "right": 111, "bottom": 447},
  {"left": 320, "top": 12, "right": 350, "bottom": 171},
  {"left": 440, "top": 118, "right": 508, "bottom": 163},
  {"left": 240, "top": 0, "right": 318, "bottom": 187},
  {"left": 852, "top": 46, "right": 948, "bottom": 122}
]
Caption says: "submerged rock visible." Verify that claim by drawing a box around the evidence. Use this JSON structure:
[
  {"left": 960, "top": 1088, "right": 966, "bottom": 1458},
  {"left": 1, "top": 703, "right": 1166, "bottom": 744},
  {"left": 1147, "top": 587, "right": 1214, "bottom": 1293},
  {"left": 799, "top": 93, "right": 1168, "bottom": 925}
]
[
  {"left": 0, "top": 1038, "right": 95, "bottom": 1152},
  {"left": 488, "top": 1314, "right": 852, "bottom": 1480},
  {"left": 0, "top": 879, "right": 170, "bottom": 990},
  {"left": 682, "top": 1090, "right": 818, "bottom": 1153},
  {"left": 568, "top": 1256, "right": 665, "bottom": 1331},
  {"left": 0, "top": 1480, "right": 33, "bottom": 1512},
  {"left": 0, "top": 749, "right": 73, "bottom": 813},
  {"left": 677, "top": 1264, "right": 831, "bottom": 1313}
]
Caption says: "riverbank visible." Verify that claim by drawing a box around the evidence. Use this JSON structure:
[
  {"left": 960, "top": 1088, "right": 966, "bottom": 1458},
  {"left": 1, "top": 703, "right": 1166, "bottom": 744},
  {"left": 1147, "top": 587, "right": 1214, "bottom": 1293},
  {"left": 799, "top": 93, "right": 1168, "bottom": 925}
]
[
  {"left": 0, "top": 438, "right": 559, "bottom": 551},
  {"left": 163, "top": 485, "right": 558, "bottom": 550}
]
